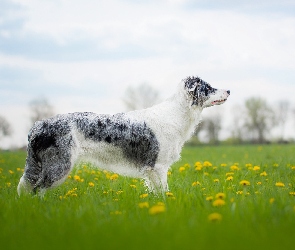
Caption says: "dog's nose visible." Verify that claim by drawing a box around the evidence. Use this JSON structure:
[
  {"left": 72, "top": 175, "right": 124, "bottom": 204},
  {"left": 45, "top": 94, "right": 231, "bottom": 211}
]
[{"left": 227, "top": 90, "right": 230, "bottom": 95}]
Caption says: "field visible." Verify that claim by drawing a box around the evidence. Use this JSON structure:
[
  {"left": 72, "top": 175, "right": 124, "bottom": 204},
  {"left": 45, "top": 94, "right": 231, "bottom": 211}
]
[{"left": 1, "top": 144, "right": 295, "bottom": 250}]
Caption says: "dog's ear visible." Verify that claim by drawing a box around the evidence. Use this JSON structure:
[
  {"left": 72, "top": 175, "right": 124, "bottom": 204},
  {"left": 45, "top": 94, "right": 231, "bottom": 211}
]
[{"left": 183, "top": 76, "right": 202, "bottom": 106}]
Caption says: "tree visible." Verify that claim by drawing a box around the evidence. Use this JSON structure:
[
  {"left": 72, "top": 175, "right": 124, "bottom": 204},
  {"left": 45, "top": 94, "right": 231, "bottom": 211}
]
[
  {"left": 243, "top": 97, "right": 275, "bottom": 143},
  {"left": 275, "top": 101, "right": 290, "bottom": 141},
  {"left": 122, "top": 83, "right": 161, "bottom": 111},
  {"left": 29, "top": 98, "right": 54, "bottom": 125},
  {"left": 202, "top": 112, "right": 222, "bottom": 145},
  {"left": 0, "top": 116, "right": 12, "bottom": 140},
  {"left": 229, "top": 105, "right": 245, "bottom": 144}
]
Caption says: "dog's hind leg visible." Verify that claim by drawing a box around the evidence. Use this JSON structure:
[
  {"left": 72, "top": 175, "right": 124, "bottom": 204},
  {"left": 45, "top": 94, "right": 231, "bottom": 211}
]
[{"left": 143, "top": 165, "right": 169, "bottom": 194}]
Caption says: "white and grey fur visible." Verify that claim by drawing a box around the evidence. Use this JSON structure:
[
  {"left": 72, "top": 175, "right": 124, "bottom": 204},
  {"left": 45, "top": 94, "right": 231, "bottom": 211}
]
[{"left": 17, "top": 76, "right": 230, "bottom": 195}]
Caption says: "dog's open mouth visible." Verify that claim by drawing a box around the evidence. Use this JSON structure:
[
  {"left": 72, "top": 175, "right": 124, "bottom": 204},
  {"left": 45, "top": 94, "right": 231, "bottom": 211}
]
[{"left": 212, "top": 99, "right": 227, "bottom": 105}]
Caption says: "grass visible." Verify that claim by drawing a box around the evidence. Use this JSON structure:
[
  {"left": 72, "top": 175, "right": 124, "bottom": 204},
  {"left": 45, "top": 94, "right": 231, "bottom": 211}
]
[{"left": 1, "top": 144, "right": 295, "bottom": 250}]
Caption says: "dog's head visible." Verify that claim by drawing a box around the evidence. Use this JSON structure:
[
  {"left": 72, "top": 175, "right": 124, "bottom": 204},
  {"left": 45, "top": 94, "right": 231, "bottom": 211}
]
[{"left": 183, "top": 76, "right": 230, "bottom": 108}]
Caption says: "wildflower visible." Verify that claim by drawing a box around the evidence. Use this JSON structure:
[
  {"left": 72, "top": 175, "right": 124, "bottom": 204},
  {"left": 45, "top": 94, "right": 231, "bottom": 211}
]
[
  {"left": 226, "top": 176, "right": 233, "bottom": 181},
  {"left": 203, "top": 161, "right": 212, "bottom": 167},
  {"left": 179, "top": 166, "right": 186, "bottom": 172},
  {"left": 289, "top": 192, "right": 295, "bottom": 196},
  {"left": 17, "top": 168, "right": 21, "bottom": 171},
  {"left": 269, "top": 198, "right": 275, "bottom": 204},
  {"left": 236, "top": 191, "right": 243, "bottom": 195},
  {"left": 204, "top": 172, "right": 209, "bottom": 176},
  {"left": 239, "top": 180, "right": 250, "bottom": 186},
  {"left": 6, "top": 182, "right": 11, "bottom": 187},
  {"left": 195, "top": 161, "right": 202, "bottom": 167},
  {"left": 166, "top": 192, "right": 174, "bottom": 197},
  {"left": 116, "top": 190, "right": 124, "bottom": 195},
  {"left": 138, "top": 202, "right": 149, "bottom": 208},
  {"left": 212, "top": 199, "right": 225, "bottom": 207},
  {"left": 130, "top": 184, "right": 137, "bottom": 189},
  {"left": 253, "top": 166, "right": 260, "bottom": 171},
  {"left": 74, "top": 175, "right": 83, "bottom": 182},
  {"left": 220, "top": 163, "right": 227, "bottom": 167},
  {"left": 192, "top": 181, "right": 201, "bottom": 186},
  {"left": 260, "top": 171, "right": 267, "bottom": 176},
  {"left": 8, "top": 170, "right": 14, "bottom": 174},
  {"left": 215, "top": 193, "right": 226, "bottom": 199},
  {"left": 88, "top": 182, "right": 95, "bottom": 187},
  {"left": 195, "top": 166, "right": 202, "bottom": 171},
  {"left": 230, "top": 165, "right": 239, "bottom": 171},
  {"left": 291, "top": 166, "right": 295, "bottom": 170},
  {"left": 273, "top": 163, "right": 279, "bottom": 167},
  {"left": 149, "top": 203, "right": 166, "bottom": 215},
  {"left": 256, "top": 182, "right": 262, "bottom": 185},
  {"left": 275, "top": 182, "right": 285, "bottom": 187},
  {"left": 208, "top": 213, "right": 222, "bottom": 222},
  {"left": 140, "top": 193, "right": 149, "bottom": 199},
  {"left": 109, "top": 174, "right": 119, "bottom": 180},
  {"left": 214, "top": 179, "right": 219, "bottom": 183},
  {"left": 206, "top": 196, "right": 213, "bottom": 201},
  {"left": 245, "top": 163, "right": 253, "bottom": 168},
  {"left": 110, "top": 211, "right": 122, "bottom": 215},
  {"left": 167, "top": 171, "right": 172, "bottom": 176}
]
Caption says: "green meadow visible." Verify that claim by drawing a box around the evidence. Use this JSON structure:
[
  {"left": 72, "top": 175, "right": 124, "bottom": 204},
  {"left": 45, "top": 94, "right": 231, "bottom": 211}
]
[{"left": 1, "top": 145, "right": 295, "bottom": 250}]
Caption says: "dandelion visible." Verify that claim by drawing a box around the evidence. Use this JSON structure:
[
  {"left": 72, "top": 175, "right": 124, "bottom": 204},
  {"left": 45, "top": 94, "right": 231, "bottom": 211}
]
[
  {"left": 167, "top": 171, "right": 172, "bottom": 176},
  {"left": 110, "top": 211, "right": 122, "bottom": 215},
  {"left": 140, "top": 193, "right": 149, "bottom": 199},
  {"left": 109, "top": 174, "right": 119, "bottom": 180},
  {"left": 195, "top": 161, "right": 202, "bottom": 167},
  {"left": 6, "top": 182, "right": 11, "bottom": 187},
  {"left": 8, "top": 170, "right": 14, "bottom": 174},
  {"left": 192, "top": 181, "right": 201, "bottom": 186},
  {"left": 212, "top": 199, "right": 225, "bottom": 207},
  {"left": 256, "top": 182, "right": 262, "bottom": 185},
  {"left": 239, "top": 180, "right": 250, "bottom": 186},
  {"left": 275, "top": 182, "right": 285, "bottom": 187},
  {"left": 291, "top": 166, "right": 295, "bottom": 170},
  {"left": 260, "top": 171, "right": 267, "bottom": 176},
  {"left": 206, "top": 196, "right": 213, "bottom": 201},
  {"left": 245, "top": 163, "right": 253, "bottom": 168},
  {"left": 88, "top": 182, "right": 95, "bottom": 187},
  {"left": 166, "top": 192, "right": 174, "bottom": 197},
  {"left": 215, "top": 193, "right": 226, "bottom": 199},
  {"left": 16, "top": 168, "right": 21, "bottom": 171},
  {"left": 195, "top": 166, "right": 202, "bottom": 171},
  {"left": 203, "top": 161, "right": 212, "bottom": 167},
  {"left": 269, "top": 198, "right": 275, "bottom": 204},
  {"left": 226, "top": 176, "right": 233, "bottom": 181},
  {"left": 289, "top": 192, "right": 295, "bottom": 196},
  {"left": 236, "top": 191, "right": 243, "bottom": 195},
  {"left": 230, "top": 165, "right": 239, "bottom": 171},
  {"left": 253, "top": 166, "right": 260, "bottom": 171},
  {"left": 273, "top": 163, "right": 279, "bottom": 167},
  {"left": 214, "top": 179, "right": 219, "bottom": 183},
  {"left": 138, "top": 202, "right": 149, "bottom": 208},
  {"left": 149, "top": 203, "right": 166, "bottom": 215},
  {"left": 208, "top": 213, "right": 222, "bottom": 222},
  {"left": 220, "top": 163, "right": 227, "bottom": 167},
  {"left": 179, "top": 166, "right": 186, "bottom": 172},
  {"left": 130, "top": 184, "right": 137, "bottom": 189}
]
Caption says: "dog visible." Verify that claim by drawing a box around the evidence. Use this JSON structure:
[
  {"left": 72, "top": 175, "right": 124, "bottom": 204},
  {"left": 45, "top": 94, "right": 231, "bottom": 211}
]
[{"left": 17, "top": 76, "right": 230, "bottom": 195}]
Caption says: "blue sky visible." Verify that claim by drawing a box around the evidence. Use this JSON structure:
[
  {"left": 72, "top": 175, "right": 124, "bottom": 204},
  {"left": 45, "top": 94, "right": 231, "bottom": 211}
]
[{"left": 1, "top": 0, "right": 295, "bottom": 148}]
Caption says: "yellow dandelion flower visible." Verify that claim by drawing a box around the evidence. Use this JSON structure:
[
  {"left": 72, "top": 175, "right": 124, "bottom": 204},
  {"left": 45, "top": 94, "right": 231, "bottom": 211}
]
[
  {"left": 116, "top": 190, "right": 124, "bottom": 195},
  {"left": 291, "top": 166, "right": 295, "bottom": 170},
  {"left": 192, "top": 181, "right": 201, "bottom": 186},
  {"left": 256, "top": 182, "right": 262, "bottom": 185},
  {"left": 6, "top": 182, "right": 11, "bottom": 187},
  {"left": 149, "top": 204, "right": 166, "bottom": 215},
  {"left": 194, "top": 161, "right": 202, "bottom": 167},
  {"left": 273, "top": 163, "right": 279, "bottom": 167},
  {"left": 166, "top": 192, "right": 174, "bottom": 197},
  {"left": 74, "top": 175, "right": 81, "bottom": 181},
  {"left": 260, "top": 171, "right": 267, "bottom": 176},
  {"left": 17, "top": 168, "right": 21, "bottom": 171},
  {"left": 88, "top": 182, "right": 95, "bottom": 187},
  {"left": 289, "top": 192, "right": 295, "bottom": 196},
  {"left": 138, "top": 202, "right": 149, "bottom": 208},
  {"left": 203, "top": 161, "right": 212, "bottom": 167},
  {"left": 226, "top": 176, "right": 233, "bottom": 181},
  {"left": 109, "top": 174, "right": 119, "bottom": 180},
  {"left": 206, "top": 196, "right": 213, "bottom": 201},
  {"left": 195, "top": 166, "right": 202, "bottom": 171},
  {"left": 140, "top": 193, "right": 149, "bottom": 199},
  {"left": 214, "top": 179, "right": 219, "bottom": 183},
  {"left": 68, "top": 175, "right": 72, "bottom": 179},
  {"left": 179, "top": 166, "right": 186, "bottom": 172},
  {"left": 245, "top": 163, "right": 253, "bottom": 168},
  {"left": 215, "top": 193, "right": 226, "bottom": 199},
  {"left": 239, "top": 180, "right": 250, "bottom": 186},
  {"left": 212, "top": 199, "right": 225, "bottom": 207},
  {"left": 253, "top": 166, "right": 260, "bottom": 171},
  {"left": 167, "top": 171, "right": 172, "bottom": 176},
  {"left": 275, "top": 182, "right": 285, "bottom": 187},
  {"left": 269, "top": 198, "right": 275, "bottom": 204},
  {"left": 110, "top": 211, "right": 122, "bottom": 215},
  {"left": 220, "top": 163, "right": 227, "bottom": 167},
  {"left": 208, "top": 213, "right": 222, "bottom": 222},
  {"left": 230, "top": 165, "right": 239, "bottom": 171},
  {"left": 8, "top": 170, "right": 14, "bottom": 174},
  {"left": 236, "top": 191, "right": 243, "bottom": 195},
  {"left": 204, "top": 172, "right": 209, "bottom": 176},
  {"left": 226, "top": 172, "right": 234, "bottom": 176},
  {"left": 130, "top": 184, "right": 137, "bottom": 188}
]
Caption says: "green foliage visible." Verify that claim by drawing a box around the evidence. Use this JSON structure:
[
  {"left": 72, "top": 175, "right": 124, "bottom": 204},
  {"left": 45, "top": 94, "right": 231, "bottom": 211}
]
[{"left": 1, "top": 145, "right": 295, "bottom": 250}]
